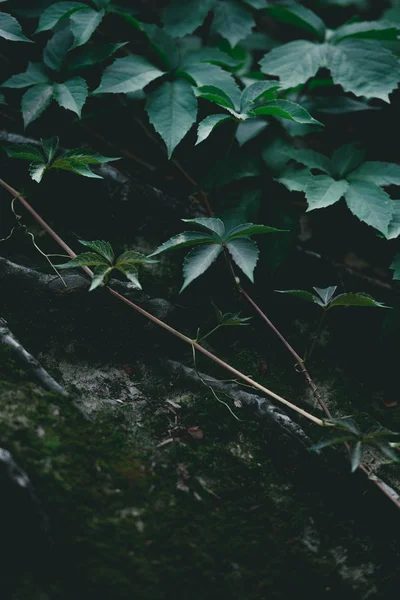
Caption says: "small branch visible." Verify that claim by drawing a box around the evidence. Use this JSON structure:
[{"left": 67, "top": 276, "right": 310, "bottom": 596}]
[{"left": 0, "top": 318, "right": 67, "bottom": 396}]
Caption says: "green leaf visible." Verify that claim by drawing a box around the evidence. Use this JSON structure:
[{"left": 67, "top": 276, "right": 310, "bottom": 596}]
[
  {"left": 52, "top": 148, "right": 119, "bottom": 177},
  {"left": 310, "top": 96, "right": 378, "bottom": 114},
  {"left": 79, "top": 239, "right": 114, "bottom": 263},
  {"left": 226, "top": 223, "right": 283, "bottom": 240},
  {"left": 93, "top": 55, "right": 165, "bottom": 94},
  {"left": 374, "top": 441, "right": 400, "bottom": 462},
  {"left": 181, "top": 47, "right": 239, "bottom": 69},
  {"left": 89, "top": 264, "right": 113, "bottom": 291},
  {"left": 251, "top": 100, "right": 322, "bottom": 126},
  {"left": 35, "top": 2, "right": 87, "bottom": 33},
  {"left": 70, "top": 7, "right": 105, "bottom": 48},
  {"left": 2, "top": 62, "right": 50, "bottom": 88},
  {"left": 181, "top": 63, "right": 241, "bottom": 108},
  {"left": 344, "top": 180, "right": 393, "bottom": 237},
  {"left": 236, "top": 119, "right": 268, "bottom": 146},
  {"left": 275, "top": 289, "right": 321, "bottom": 305},
  {"left": 181, "top": 243, "right": 222, "bottom": 291},
  {"left": 41, "top": 137, "right": 59, "bottom": 163},
  {"left": 387, "top": 202, "right": 400, "bottom": 240},
  {"left": 287, "top": 149, "right": 332, "bottom": 175},
  {"left": 116, "top": 250, "right": 158, "bottom": 265},
  {"left": 305, "top": 176, "right": 349, "bottom": 211},
  {"left": 313, "top": 286, "right": 337, "bottom": 305},
  {"left": 226, "top": 237, "right": 259, "bottom": 282},
  {"left": 240, "top": 81, "right": 280, "bottom": 113},
  {"left": 310, "top": 436, "right": 355, "bottom": 451},
  {"left": 326, "top": 418, "right": 360, "bottom": 435},
  {"left": 332, "top": 20, "right": 400, "bottom": 43},
  {"left": 53, "top": 77, "right": 88, "bottom": 117},
  {"left": 29, "top": 162, "right": 47, "bottom": 183},
  {"left": 43, "top": 28, "right": 74, "bottom": 71},
  {"left": 182, "top": 217, "right": 225, "bottom": 238},
  {"left": 196, "top": 85, "right": 236, "bottom": 111},
  {"left": 115, "top": 263, "right": 141, "bottom": 289},
  {"left": 162, "top": 0, "right": 216, "bottom": 38},
  {"left": 348, "top": 162, "right": 400, "bottom": 187},
  {"left": 350, "top": 441, "right": 363, "bottom": 472},
  {"left": 56, "top": 252, "right": 109, "bottom": 269},
  {"left": 211, "top": 0, "right": 254, "bottom": 48},
  {"left": 3, "top": 144, "right": 45, "bottom": 162},
  {"left": 259, "top": 41, "right": 327, "bottom": 89},
  {"left": 141, "top": 24, "right": 179, "bottom": 70},
  {"left": 277, "top": 166, "right": 312, "bottom": 192},
  {"left": 146, "top": 79, "right": 197, "bottom": 159},
  {"left": 267, "top": 4, "right": 325, "bottom": 41},
  {"left": 326, "top": 39, "right": 400, "bottom": 102},
  {"left": 21, "top": 84, "right": 54, "bottom": 128},
  {"left": 331, "top": 143, "right": 366, "bottom": 178},
  {"left": 328, "top": 293, "right": 389, "bottom": 309},
  {"left": 390, "top": 252, "right": 400, "bottom": 280},
  {"left": 67, "top": 42, "right": 128, "bottom": 71},
  {"left": 0, "top": 11, "right": 33, "bottom": 42},
  {"left": 196, "top": 114, "right": 233, "bottom": 145},
  {"left": 149, "top": 232, "right": 216, "bottom": 257}
]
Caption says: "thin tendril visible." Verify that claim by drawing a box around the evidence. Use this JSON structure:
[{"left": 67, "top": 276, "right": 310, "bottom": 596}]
[{"left": 25, "top": 230, "right": 67, "bottom": 287}]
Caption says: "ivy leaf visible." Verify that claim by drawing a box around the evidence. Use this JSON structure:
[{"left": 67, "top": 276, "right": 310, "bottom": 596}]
[
  {"left": 162, "top": 0, "right": 216, "bottom": 38},
  {"left": 115, "top": 251, "right": 157, "bottom": 290},
  {"left": 70, "top": 7, "right": 105, "bottom": 48},
  {"left": 53, "top": 77, "right": 88, "bottom": 117},
  {"left": 41, "top": 136, "right": 59, "bottom": 163},
  {"left": 149, "top": 232, "right": 216, "bottom": 256},
  {"left": 146, "top": 79, "right": 197, "bottom": 159},
  {"left": 275, "top": 289, "right": 321, "bottom": 305},
  {"left": 328, "top": 293, "right": 389, "bottom": 309},
  {"left": 226, "top": 237, "right": 259, "bottom": 282},
  {"left": 331, "top": 143, "right": 366, "bottom": 178},
  {"left": 196, "top": 114, "right": 233, "bottom": 145},
  {"left": 305, "top": 175, "right": 349, "bottom": 211},
  {"left": 2, "top": 144, "right": 45, "bottom": 162},
  {"left": 67, "top": 42, "right": 128, "bottom": 71},
  {"left": 79, "top": 239, "right": 114, "bottom": 263},
  {"left": 21, "top": 84, "right": 54, "bottom": 128},
  {"left": 52, "top": 148, "right": 119, "bottom": 178},
  {"left": 2, "top": 62, "right": 50, "bottom": 88},
  {"left": 313, "top": 286, "right": 337, "bottom": 305},
  {"left": 325, "top": 418, "right": 360, "bottom": 435},
  {"left": 93, "top": 55, "right": 165, "bottom": 94},
  {"left": 90, "top": 264, "right": 113, "bottom": 291},
  {"left": 114, "top": 263, "right": 141, "bottom": 289},
  {"left": 240, "top": 81, "right": 280, "bottom": 113},
  {"left": 332, "top": 20, "right": 400, "bottom": 43},
  {"left": 287, "top": 149, "right": 333, "bottom": 175},
  {"left": 277, "top": 166, "right": 312, "bottom": 192},
  {"left": 236, "top": 119, "right": 268, "bottom": 146},
  {"left": 226, "top": 223, "right": 283, "bottom": 240},
  {"left": 35, "top": 2, "right": 87, "bottom": 33},
  {"left": 181, "top": 63, "right": 241, "bottom": 108},
  {"left": 266, "top": 4, "right": 326, "bottom": 41},
  {"left": 374, "top": 441, "right": 400, "bottom": 462},
  {"left": 350, "top": 441, "right": 363, "bottom": 472},
  {"left": 181, "top": 243, "right": 222, "bottom": 291},
  {"left": 0, "top": 11, "right": 33, "bottom": 42},
  {"left": 141, "top": 23, "right": 179, "bottom": 70},
  {"left": 43, "top": 28, "right": 74, "bottom": 72},
  {"left": 196, "top": 85, "right": 236, "bottom": 112},
  {"left": 251, "top": 100, "right": 322, "bottom": 126},
  {"left": 348, "top": 162, "right": 400, "bottom": 186},
  {"left": 56, "top": 252, "right": 109, "bottom": 269},
  {"left": 344, "top": 180, "right": 393, "bottom": 237},
  {"left": 259, "top": 41, "right": 327, "bottom": 89},
  {"left": 211, "top": 0, "right": 254, "bottom": 48},
  {"left": 29, "top": 162, "right": 47, "bottom": 183}
]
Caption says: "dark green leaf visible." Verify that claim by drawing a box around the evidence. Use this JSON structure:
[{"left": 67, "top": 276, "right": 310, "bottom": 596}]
[
  {"left": 226, "top": 237, "right": 259, "bottom": 282},
  {"left": 331, "top": 143, "right": 366, "bottom": 178},
  {"left": 259, "top": 41, "right": 327, "bottom": 89},
  {"left": 390, "top": 252, "right": 400, "bottom": 280},
  {"left": 181, "top": 63, "right": 241, "bottom": 108},
  {"left": 181, "top": 243, "right": 223, "bottom": 291},
  {"left": 53, "top": 77, "right": 88, "bottom": 117},
  {"left": 56, "top": 252, "right": 108, "bottom": 269},
  {"left": 196, "top": 113, "right": 233, "bottom": 145},
  {"left": 332, "top": 20, "right": 400, "bottom": 43},
  {"left": 182, "top": 217, "right": 225, "bottom": 238},
  {"left": 344, "top": 181, "right": 393, "bottom": 237},
  {"left": 325, "top": 418, "right": 360, "bottom": 435},
  {"left": 348, "top": 162, "right": 400, "bottom": 186},
  {"left": 52, "top": 148, "right": 119, "bottom": 177},
  {"left": 0, "top": 11, "right": 33, "bottom": 42},
  {"left": 3, "top": 143, "right": 45, "bottom": 162},
  {"left": 267, "top": 4, "right": 325, "bottom": 41},
  {"left": 2, "top": 62, "right": 50, "bottom": 88},
  {"left": 94, "top": 55, "right": 164, "bottom": 95},
  {"left": 29, "top": 162, "right": 47, "bottom": 183},
  {"left": 197, "top": 85, "right": 236, "bottom": 111},
  {"left": 70, "top": 7, "right": 105, "bottom": 48},
  {"left": 41, "top": 137, "right": 59, "bottom": 163},
  {"left": 287, "top": 148, "right": 333, "bottom": 175},
  {"left": 310, "top": 436, "right": 355, "bottom": 451},
  {"left": 21, "top": 84, "right": 54, "bottom": 127},
  {"left": 275, "top": 289, "right": 320, "bottom": 305},
  {"left": 141, "top": 24, "right": 179, "bottom": 70},
  {"left": 162, "top": 0, "right": 216, "bottom": 38},
  {"left": 374, "top": 441, "right": 400, "bottom": 462},
  {"left": 149, "top": 232, "right": 217, "bottom": 257},
  {"left": 277, "top": 166, "right": 312, "bottom": 192},
  {"left": 236, "top": 119, "right": 268, "bottom": 146},
  {"left": 115, "top": 263, "right": 141, "bottom": 289},
  {"left": 328, "top": 293, "right": 389, "bottom": 309},
  {"left": 305, "top": 175, "right": 349, "bottom": 211},
  {"left": 35, "top": 2, "right": 87, "bottom": 33},
  {"left": 43, "top": 27, "right": 73, "bottom": 71},
  {"left": 79, "top": 239, "right": 114, "bottom": 263},
  {"left": 90, "top": 264, "right": 113, "bottom": 291},
  {"left": 387, "top": 202, "right": 400, "bottom": 240},
  {"left": 226, "top": 223, "right": 284, "bottom": 240},
  {"left": 350, "top": 441, "right": 363, "bottom": 472},
  {"left": 240, "top": 81, "right": 280, "bottom": 113},
  {"left": 211, "top": 0, "right": 255, "bottom": 48},
  {"left": 68, "top": 42, "right": 128, "bottom": 71},
  {"left": 116, "top": 250, "right": 158, "bottom": 265},
  {"left": 251, "top": 100, "right": 322, "bottom": 126}
]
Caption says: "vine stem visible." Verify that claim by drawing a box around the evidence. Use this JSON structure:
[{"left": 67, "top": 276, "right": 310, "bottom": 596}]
[
  {"left": 0, "top": 177, "right": 325, "bottom": 427},
  {"left": 3, "top": 177, "right": 400, "bottom": 510}
]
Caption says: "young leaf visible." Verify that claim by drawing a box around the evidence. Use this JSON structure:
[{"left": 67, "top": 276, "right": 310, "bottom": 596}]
[
  {"left": 93, "top": 55, "right": 165, "bottom": 94},
  {"left": 70, "top": 7, "right": 105, "bottom": 48},
  {"left": 89, "top": 264, "right": 113, "bottom": 291},
  {"left": 226, "top": 223, "right": 283, "bottom": 240},
  {"left": 3, "top": 144, "right": 45, "bottom": 162},
  {"left": 149, "top": 232, "right": 216, "bottom": 257},
  {"left": 196, "top": 85, "right": 236, "bottom": 111},
  {"left": 305, "top": 176, "right": 349, "bottom": 211},
  {"left": 332, "top": 20, "right": 400, "bottom": 43},
  {"left": 79, "top": 239, "right": 114, "bottom": 263},
  {"left": 267, "top": 4, "right": 326, "bottom": 41},
  {"left": 344, "top": 180, "right": 393, "bottom": 237},
  {"left": 0, "top": 11, "right": 33, "bottom": 42},
  {"left": 226, "top": 237, "right": 259, "bottom": 282},
  {"left": 2, "top": 62, "right": 50, "bottom": 88},
  {"left": 313, "top": 286, "right": 337, "bottom": 305},
  {"left": 43, "top": 28, "right": 73, "bottom": 71},
  {"left": 115, "top": 263, "right": 141, "bottom": 289},
  {"left": 211, "top": 0, "right": 254, "bottom": 48},
  {"left": 251, "top": 100, "right": 322, "bottom": 126},
  {"left": 287, "top": 149, "right": 333, "bottom": 175},
  {"left": 328, "top": 293, "right": 389, "bottom": 309},
  {"left": 56, "top": 252, "right": 109, "bottom": 269},
  {"left": 146, "top": 79, "right": 198, "bottom": 159},
  {"left": 275, "top": 289, "right": 321, "bottom": 305},
  {"left": 52, "top": 149, "right": 119, "bottom": 178},
  {"left": 53, "top": 77, "right": 88, "bottom": 117},
  {"left": 326, "top": 418, "right": 360, "bottom": 435},
  {"left": 29, "top": 162, "right": 47, "bottom": 183},
  {"left": 67, "top": 42, "right": 128, "bottom": 71},
  {"left": 374, "top": 441, "right": 400, "bottom": 462},
  {"left": 116, "top": 250, "right": 158, "bottom": 266},
  {"left": 196, "top": 114, "right": 233, "bottom": 145},
  {"left": 240, "top": 81, "right": 280, "bottom": 113},
  {"left": 35, "top": 2, "right": 87, "bottom": 33},
  {"left": 181, "top": 243, "right": 222, "bottom": 291},
  {"left": 331, "top": 143, "right": 365, "bottom": 178},
  {"left": 182, "top": 217, "right": 225, "bottom": 238},
  {"left": 348, "top": 162, "right": 400, "bottom": 186},
  {"left": 41, "top": 137, "right": 59, "bottom": 163},
  {"left": 182, "top": 63, "right": 241, "bottom": 108},
  {"left": 21, "top": 84, "right": 54, "bottom": 127},
  {"left": 162, "top": 0, "right": 216, "bottom": 38},
  {"left": 350, "top": 441, "right": 363, "bottom": 472}
]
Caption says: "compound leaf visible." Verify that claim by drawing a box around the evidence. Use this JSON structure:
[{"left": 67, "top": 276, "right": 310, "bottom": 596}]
[{"left": 181, "top": 243, "right": 222, "bottom": 291}]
